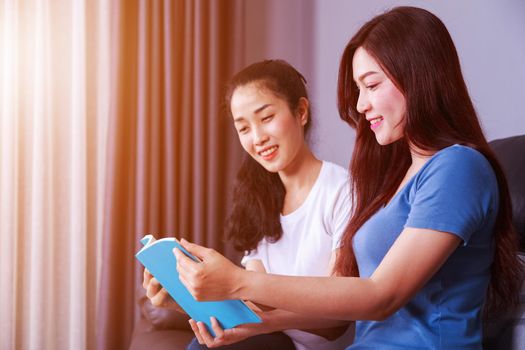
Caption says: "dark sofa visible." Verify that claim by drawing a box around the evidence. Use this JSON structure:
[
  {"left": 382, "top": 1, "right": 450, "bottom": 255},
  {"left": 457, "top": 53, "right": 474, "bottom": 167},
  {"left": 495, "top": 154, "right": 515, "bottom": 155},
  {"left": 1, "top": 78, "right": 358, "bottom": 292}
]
[
  {"left": 483, "top": 135, "right": 525, "bottom": 349},
  {"left": 129, "top": 135, "right": 525, "bottom": 350},
  {"left": 129, "top": 290, "right": 194, "bottom": 350}
]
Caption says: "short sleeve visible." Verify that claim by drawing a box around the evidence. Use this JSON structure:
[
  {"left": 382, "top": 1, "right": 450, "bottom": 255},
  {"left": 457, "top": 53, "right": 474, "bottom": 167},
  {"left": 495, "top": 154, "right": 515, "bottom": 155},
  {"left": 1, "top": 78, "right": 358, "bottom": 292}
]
[
  {"left": 331, "top": 181, "right": 352, "bottom": 250},
  {"left": 240, "top": 238, "right": 268, "bottom": 267},
  {"left": 405, "top": 146, "right": 498, "bottom": 244}
]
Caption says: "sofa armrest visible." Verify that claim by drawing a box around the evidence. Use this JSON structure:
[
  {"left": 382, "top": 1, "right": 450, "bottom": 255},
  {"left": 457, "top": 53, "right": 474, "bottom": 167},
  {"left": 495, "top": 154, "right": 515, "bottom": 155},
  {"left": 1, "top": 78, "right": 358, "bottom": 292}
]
[{"left": 130, "top": 316, "right": 194, "bottom": 350}]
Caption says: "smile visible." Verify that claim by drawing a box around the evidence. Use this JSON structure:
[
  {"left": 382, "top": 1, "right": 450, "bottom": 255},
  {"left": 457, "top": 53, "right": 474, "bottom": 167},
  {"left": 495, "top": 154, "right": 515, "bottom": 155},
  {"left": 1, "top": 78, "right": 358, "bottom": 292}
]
[
  {"left": 258, "top": 146, "right": 278, "bottom": 158},
  {"left": 370, "top": 117, "right": 383, "bottom": 130}
]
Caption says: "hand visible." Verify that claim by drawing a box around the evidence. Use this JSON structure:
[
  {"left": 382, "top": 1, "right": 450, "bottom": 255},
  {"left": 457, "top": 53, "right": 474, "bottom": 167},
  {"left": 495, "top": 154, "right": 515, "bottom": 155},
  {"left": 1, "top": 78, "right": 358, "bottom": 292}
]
[
  {"left": 174, "top": 239, "right": 246, "bottom": 301},
  {"left": 142, "top": 268, "right": 184, "bottom": 313},
  {"left": 189, "top": 316, "right": 268, "bottom": 348}
]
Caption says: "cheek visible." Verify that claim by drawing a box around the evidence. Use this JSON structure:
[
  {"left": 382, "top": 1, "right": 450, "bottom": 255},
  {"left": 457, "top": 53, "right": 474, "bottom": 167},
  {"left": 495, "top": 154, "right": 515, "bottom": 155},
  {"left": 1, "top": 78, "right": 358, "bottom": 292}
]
[
  {"left": 391, "top": 90, "right": 406, "bottom": 114},
  {"left": 238, "top": 135, "right": 252, "bottom": 153},
  {"left": 378, "top": 89, "right": 405, "bottom": 117},
  {"left": 277, "top": 118, "right": 301, "bottom": 140}
]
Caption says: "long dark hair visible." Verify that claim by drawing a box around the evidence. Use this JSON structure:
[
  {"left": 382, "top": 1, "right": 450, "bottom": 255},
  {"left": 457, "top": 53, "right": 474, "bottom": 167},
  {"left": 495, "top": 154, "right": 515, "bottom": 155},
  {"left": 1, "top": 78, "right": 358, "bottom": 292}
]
[
  {"left": 224, "top": 59, "right": 312, "bottom": 252},
  {"left": 335, "top": 6, "right": 522, "bottom": 316}
]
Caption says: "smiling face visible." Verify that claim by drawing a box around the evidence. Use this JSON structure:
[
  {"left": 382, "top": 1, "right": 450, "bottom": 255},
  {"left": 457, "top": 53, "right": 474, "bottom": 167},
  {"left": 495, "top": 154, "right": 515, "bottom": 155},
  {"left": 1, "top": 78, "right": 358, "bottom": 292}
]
[
  {"left": 231, "top": 82, "right": 308, "bottom": 173},
  {"left": 352, "top": 47, "right": 407, "bottom": 145}
]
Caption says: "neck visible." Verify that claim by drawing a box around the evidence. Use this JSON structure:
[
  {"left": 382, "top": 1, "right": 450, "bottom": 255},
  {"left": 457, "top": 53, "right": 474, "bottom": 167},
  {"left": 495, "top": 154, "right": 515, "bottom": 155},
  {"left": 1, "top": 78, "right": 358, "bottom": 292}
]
[
  {"left": 278, "top": 142, "right": 321, "bottom": 194},
  {"left": 408, "top": 144, "right": 435, "bottom": 171}
]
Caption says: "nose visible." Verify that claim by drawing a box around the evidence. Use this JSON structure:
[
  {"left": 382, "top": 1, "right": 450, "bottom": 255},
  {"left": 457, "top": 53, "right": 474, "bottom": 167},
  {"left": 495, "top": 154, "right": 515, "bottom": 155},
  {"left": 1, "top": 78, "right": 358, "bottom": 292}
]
[
  {"left": 356, "top": 90, "right": 371, "bottom": 114},
  {"left": 252, "top": 125, "right": 269, "bottom": 146}
]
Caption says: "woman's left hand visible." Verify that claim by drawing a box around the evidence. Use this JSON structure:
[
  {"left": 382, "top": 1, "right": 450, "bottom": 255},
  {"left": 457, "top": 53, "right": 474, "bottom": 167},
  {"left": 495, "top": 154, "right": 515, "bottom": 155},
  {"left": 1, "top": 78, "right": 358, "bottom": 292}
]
[
  {"left": 189, "top": 316, "right": 268, "bottom": 348},
  {"left": 174, "top": 239, "right": 246, "bottom": 301}
]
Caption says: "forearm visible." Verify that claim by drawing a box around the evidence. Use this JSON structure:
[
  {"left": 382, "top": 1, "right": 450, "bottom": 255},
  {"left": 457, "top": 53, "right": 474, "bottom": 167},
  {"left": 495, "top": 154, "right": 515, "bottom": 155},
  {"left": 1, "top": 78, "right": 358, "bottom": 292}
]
[
  {"left": 262, "top": 308, "right": 351, "bottom": 339},
  {"left": 263, "top": 308, "right": 348, "bottom": 331},
  {"left": 232, "top": 230, "right": 456, "bottom": 321},
  {"left": 235, "top": 271, "right": 386, "bottom": 321},
  {"left": 178, "top": 229, "right": 461, "bottom": 323}
]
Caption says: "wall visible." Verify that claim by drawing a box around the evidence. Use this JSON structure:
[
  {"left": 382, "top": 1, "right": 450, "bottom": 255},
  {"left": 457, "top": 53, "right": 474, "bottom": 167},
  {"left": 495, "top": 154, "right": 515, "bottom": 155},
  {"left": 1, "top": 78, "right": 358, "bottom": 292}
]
[{"left": 244, "top": 0, "right": 525, "bottom": 167}]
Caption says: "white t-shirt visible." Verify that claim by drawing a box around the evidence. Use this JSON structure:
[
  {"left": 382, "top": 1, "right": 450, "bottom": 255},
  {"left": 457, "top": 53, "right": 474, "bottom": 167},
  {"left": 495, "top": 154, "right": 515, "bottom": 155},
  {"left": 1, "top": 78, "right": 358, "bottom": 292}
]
[{"left": 242, "top": 161, "right": 354, "bottom": 350}]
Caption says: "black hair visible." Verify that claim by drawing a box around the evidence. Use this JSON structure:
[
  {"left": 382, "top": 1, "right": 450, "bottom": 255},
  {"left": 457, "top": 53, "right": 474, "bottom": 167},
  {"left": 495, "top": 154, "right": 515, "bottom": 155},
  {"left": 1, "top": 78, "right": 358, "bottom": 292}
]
[{"left": 224, "top": 59, "right": 312, "bottom": 252}]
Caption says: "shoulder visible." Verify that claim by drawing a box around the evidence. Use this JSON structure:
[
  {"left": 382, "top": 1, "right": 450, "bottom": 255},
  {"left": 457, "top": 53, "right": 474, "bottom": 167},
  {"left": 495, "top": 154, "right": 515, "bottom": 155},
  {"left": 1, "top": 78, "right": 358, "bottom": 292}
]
[
  {"left": 412, "top": 145, "right": 499, "bottom": 205},
  {"left": 422, "top": 145, "right": 496, "bottom": 182},
  {"left": 407, "top": 145, "right": 499, "bottom": 242},
  {"left": 320, "top": 161, "right": 350, "bottom": 185},
  {"left": 431, "top": 144, "right": 491, "bottom": 169},
  {"left": 317, "top": 161, "right": 351, "bottom": 207}
]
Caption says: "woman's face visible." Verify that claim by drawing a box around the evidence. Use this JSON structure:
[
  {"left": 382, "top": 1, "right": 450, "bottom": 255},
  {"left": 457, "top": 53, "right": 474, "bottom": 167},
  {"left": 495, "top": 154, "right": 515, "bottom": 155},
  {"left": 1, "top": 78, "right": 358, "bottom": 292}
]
[
  {"left": 352, "top": 47, "right": 407, "bottom": 145},
  {"left": 230, "top": 83, "right": 307, "bottom": 173}
]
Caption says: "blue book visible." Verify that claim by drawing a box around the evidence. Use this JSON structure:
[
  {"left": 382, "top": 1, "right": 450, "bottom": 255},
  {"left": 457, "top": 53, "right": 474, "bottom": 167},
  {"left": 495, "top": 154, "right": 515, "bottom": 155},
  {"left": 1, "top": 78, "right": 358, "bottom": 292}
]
[{"left": 135, "top": 234, "right": 261, "bottom": 335}]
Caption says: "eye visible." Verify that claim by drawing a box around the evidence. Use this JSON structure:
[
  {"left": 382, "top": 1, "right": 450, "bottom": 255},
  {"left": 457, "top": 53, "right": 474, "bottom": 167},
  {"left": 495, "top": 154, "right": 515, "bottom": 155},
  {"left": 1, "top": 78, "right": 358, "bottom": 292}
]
[
  {"left": 262, "top": 114, "right": 274, "bottom": 122},
  {"left": 366, "top": 83, "right": 379, "bottom": 90},
  {"left": 238, "top": 126, "right": 248, "bottom": 134}
]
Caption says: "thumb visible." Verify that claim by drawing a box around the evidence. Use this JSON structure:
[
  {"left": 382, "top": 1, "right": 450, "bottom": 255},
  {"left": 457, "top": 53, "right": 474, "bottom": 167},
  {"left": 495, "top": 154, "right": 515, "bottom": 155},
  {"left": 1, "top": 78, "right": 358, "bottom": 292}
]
[{"left": 180, "top": 238, "right": 209, "bottom": 260}]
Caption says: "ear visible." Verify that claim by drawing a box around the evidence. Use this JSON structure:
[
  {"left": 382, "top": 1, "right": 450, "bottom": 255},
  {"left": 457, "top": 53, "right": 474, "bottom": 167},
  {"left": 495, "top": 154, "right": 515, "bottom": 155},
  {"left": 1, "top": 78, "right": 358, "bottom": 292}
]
[{"left": 296, "top": 97, "right": 309, "bottom": 127}]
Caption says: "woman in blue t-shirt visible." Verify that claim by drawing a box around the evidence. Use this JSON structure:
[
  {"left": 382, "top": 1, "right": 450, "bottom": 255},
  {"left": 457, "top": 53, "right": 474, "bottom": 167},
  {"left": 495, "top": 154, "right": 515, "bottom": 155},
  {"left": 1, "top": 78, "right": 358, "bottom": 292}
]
[{"left": 174, "top": 6, "right": 523, "bottom": 349}]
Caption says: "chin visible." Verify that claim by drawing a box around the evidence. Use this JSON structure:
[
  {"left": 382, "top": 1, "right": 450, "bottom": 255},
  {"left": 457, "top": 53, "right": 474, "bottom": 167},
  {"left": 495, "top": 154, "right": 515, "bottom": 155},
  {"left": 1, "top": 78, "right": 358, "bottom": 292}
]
[
  {"left": 374, "top": 136, "right": 390, "bottom": 146},
  {"left": 259, "top": 162, "right": 281, "bottom": 173},
  {"left": 374, "top": 133, "right": 402, "bottom": 146}
]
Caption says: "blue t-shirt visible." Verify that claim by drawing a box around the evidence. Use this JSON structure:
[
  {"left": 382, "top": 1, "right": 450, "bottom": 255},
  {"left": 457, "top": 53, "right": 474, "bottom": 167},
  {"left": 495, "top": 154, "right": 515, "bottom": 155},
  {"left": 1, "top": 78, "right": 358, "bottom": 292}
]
[{"left": 348, "top": 145, "right": 499, "bottom": 350}]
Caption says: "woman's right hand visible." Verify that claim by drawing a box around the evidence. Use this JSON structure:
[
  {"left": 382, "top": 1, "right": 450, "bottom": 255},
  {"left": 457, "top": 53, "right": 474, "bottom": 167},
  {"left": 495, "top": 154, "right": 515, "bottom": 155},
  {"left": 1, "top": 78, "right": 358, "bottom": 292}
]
[
  {"left": 142, "top": 268, "right": 185, "bottom": 313},
  {"left": 189, "top": 312, "right": 270, "bottom": 348},
  {"left": 174, "top": 239, "right": 247, "bottom": 301}
]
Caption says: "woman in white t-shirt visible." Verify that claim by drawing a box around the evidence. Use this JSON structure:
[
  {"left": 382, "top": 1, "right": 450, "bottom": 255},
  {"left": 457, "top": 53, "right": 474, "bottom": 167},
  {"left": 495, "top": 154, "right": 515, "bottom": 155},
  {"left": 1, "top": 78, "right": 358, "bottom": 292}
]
[{"left": 144, "top": 59, "right": 354, "bottom": 350}]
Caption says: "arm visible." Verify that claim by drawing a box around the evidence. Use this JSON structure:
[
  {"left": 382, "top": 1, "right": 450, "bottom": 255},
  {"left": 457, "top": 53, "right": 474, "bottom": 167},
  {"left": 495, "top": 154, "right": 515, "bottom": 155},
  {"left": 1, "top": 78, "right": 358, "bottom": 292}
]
[
  {"left": 188, "top": 257, "right": 350, "bottom": 348},
  {"left": 189, "top": 308, "right": 352, "bottom": 348},
  {"left": 178, "top": 147, "right": 488, "bottom": 322},
  {"left": 244, "top": 258, "right": 350, "bottom": 335},
  {"left": 175, "top": 227, "right": 461, "bottom": 321}
]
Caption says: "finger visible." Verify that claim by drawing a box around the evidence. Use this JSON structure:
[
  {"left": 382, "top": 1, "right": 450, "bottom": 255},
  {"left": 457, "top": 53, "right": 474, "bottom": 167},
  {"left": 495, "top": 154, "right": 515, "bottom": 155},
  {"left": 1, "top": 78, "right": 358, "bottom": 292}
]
[
  {"left": 197, "top": 321, "right": 216, "bottom": 347},
  {"left": 150, "top": 287, "right": 169, "bottom": 307},
  {"left": 142, "top": 269, "right": 152, "bottom": 289},
  {"left": 174, "top": 249, "right": 206, "bottom": 300},
  {"left": 146, "top": 278, "right": 161, "bottom": 300},
  {"left": 180, "top": 238, "right": 210, "bottom": 260},
  {"left": 175, "top": 267, "right": 193, "bottom": 298},
  {"left": 173, "top": 247, "right": 197, "bottom": 269},
  {"left": 210, "top": 317, "right": 225, "bottom": 341},
  {"left": 174, "top": 249, "right": 192, "bottom": 282},
  {"left": 150, "top": 277, "right": 161, "bottom": 291},
  {"left": 173, "top": 247, "right": 185, "bottom": 263},
  {"left": 174, "top": 248, "right": 202, "bottom": 282},
  {"left": 189, "top": 319, "right": 205, "bottom": 345}
]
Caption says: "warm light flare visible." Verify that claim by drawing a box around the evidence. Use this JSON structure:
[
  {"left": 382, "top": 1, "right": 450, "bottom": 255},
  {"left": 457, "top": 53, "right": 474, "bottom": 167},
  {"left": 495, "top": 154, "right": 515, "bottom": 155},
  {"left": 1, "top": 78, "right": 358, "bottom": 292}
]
[{"left": 0, "top": 0, "right": 109, "bottom": 348}]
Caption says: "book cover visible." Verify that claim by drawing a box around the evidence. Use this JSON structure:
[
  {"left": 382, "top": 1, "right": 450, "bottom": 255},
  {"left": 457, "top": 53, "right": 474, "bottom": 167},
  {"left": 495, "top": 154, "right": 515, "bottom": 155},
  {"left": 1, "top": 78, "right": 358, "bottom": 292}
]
[{"left": 135, "top": 234, "right": 261, "bottom": 335}]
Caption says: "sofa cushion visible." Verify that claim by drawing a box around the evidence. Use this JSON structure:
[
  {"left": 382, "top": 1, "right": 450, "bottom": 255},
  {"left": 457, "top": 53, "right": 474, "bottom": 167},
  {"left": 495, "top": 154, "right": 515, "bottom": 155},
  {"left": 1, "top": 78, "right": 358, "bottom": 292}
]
[
  {"left": 130, "top": 317, "right": 194, "bottom": 350},
  {"left": 137, "top": 286, "right": 192, "bottom": 331},
  {"left": 483, "top": 135, "right": 525, "bottom": 349},
  {"left": 489, "top": 135, "right": 525, "bottom": 251}
]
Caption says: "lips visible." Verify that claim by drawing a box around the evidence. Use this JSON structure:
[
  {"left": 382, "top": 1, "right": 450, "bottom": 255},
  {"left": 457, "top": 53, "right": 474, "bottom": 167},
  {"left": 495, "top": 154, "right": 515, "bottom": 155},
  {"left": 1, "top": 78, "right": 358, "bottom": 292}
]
[
  {"left": 258, "top": 145, "right": 278, "bottom": 159},
  {"left": 369, "top": 116, "right": 383, "bottom": 130}
]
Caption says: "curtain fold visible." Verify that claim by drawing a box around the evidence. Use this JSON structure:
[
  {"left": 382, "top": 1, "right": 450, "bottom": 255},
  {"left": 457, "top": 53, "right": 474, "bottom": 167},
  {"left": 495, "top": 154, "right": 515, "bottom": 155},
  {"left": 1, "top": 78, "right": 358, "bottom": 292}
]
[
  {"left": 0, "top": 1, "right": 245, "bottom": 348},
  {"left": 96, "top": 1, "right": 245, "bottom": 348},
  {"left": 0, "top": 0, "right": 110, "bottom": 349}
]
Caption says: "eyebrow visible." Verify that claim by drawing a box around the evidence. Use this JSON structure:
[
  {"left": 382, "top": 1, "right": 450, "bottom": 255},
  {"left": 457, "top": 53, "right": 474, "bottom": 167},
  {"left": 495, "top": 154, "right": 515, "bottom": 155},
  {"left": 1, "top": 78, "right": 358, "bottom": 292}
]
[
  {"left": 254, "top": 103, "right": 272, "bottom": 114},
  {"left": 233, "top": 104, "right": 272, "bottom": 122},
  {"left": 355, "top": 71, "right": 379, "bottom": 82}
]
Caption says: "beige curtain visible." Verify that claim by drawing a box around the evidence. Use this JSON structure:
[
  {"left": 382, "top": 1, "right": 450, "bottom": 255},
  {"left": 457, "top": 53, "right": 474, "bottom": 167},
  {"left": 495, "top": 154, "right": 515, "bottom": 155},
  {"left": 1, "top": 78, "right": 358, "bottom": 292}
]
[
  {"left": 96, "top": 1, "right": 245, "bottom": 348},
  {"left": 1, "top": 0, "right": 245, "bottom": 349},
  {"left": 0, "top": 0, "right": 111, "bottom": 349}
]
